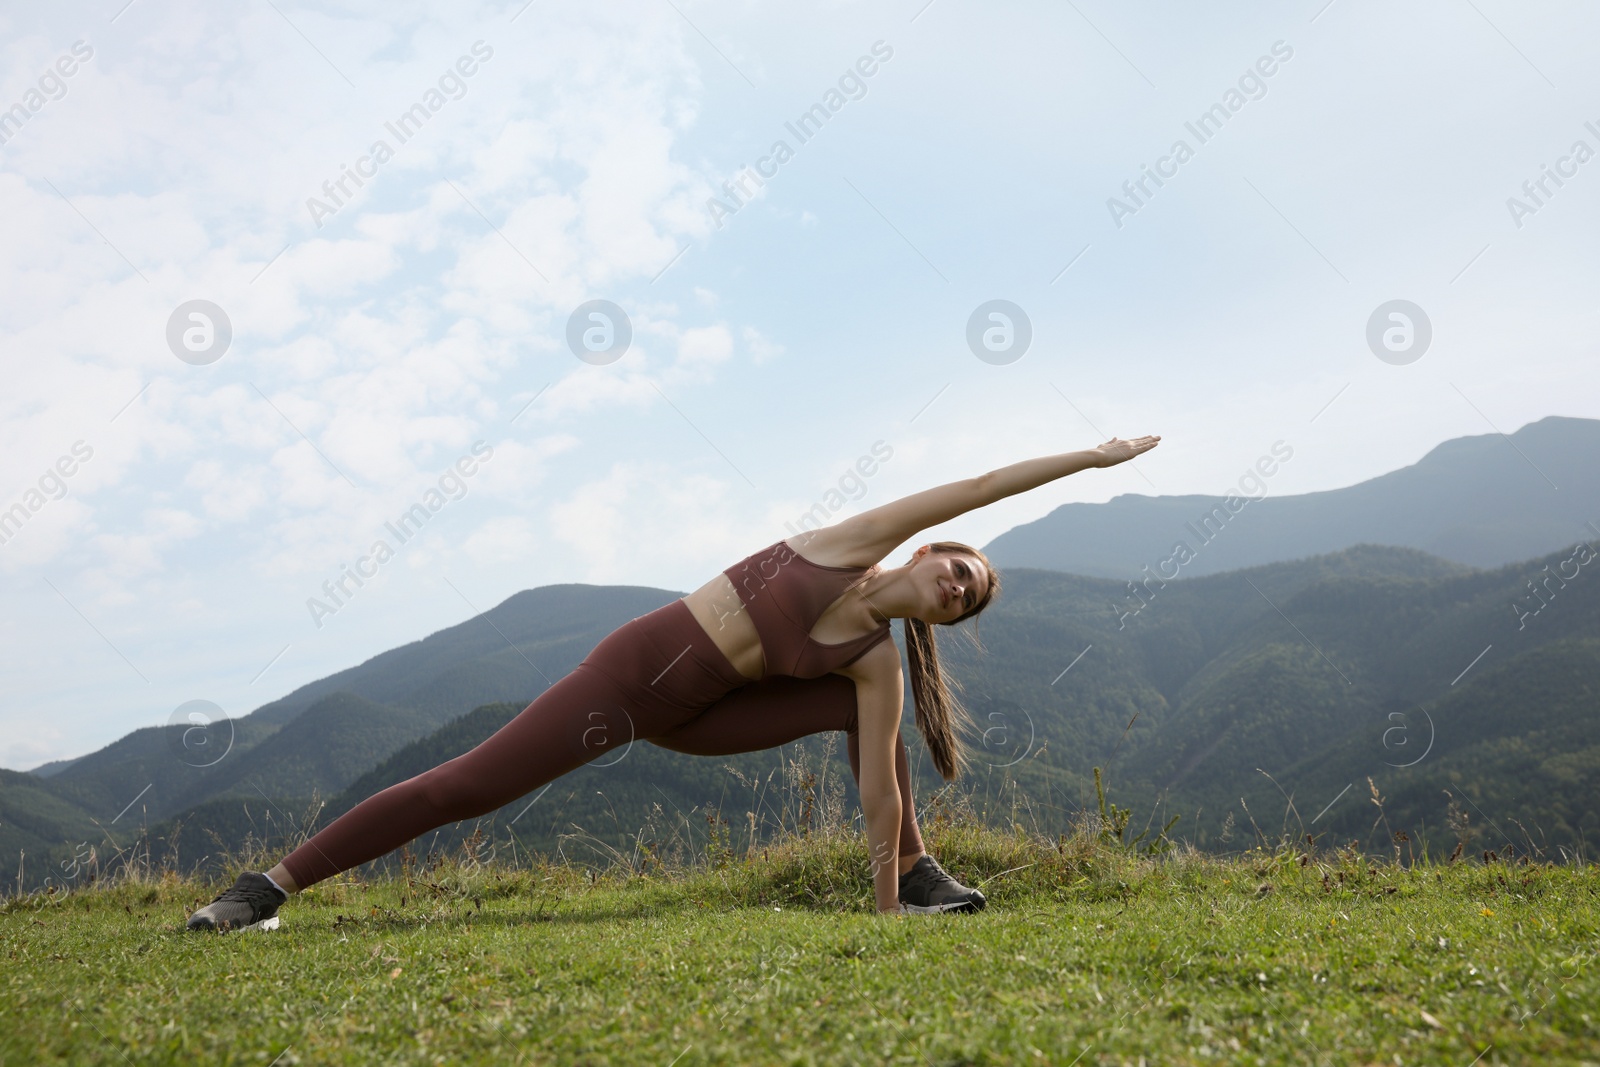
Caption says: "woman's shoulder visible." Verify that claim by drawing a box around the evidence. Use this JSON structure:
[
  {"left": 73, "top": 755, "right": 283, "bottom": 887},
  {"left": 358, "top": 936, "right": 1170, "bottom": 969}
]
[{"left": 782, "top": 522, "right": 884, "bottom": 570}]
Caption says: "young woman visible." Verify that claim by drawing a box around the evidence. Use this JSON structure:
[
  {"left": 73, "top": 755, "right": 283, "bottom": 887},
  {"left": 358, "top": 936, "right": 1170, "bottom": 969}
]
[{"left": 186, "top": 435, "right": 1160, "bottom": 928}]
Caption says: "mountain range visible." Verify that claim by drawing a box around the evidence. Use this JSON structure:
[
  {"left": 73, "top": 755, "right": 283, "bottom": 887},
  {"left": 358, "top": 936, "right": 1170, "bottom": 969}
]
[{"left": 986, "top": 414, "right": 1597, "bottom": 578}]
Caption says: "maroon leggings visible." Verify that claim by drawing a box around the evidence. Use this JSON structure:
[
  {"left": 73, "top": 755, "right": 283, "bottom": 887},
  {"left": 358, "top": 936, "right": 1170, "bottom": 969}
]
[{"left": 279, "top": 599, "right": 925, "bottom": 889}]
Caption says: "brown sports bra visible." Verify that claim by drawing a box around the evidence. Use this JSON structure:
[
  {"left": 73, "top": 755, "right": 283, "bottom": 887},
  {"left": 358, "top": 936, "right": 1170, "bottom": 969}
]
[{"left": 721, "top": 539, "right": 893, "bottom": 681}]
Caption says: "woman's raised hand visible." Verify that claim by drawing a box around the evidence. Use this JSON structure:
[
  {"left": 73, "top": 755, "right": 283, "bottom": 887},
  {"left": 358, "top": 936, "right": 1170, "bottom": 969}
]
[{"left": 1092, "top": 435, "right": 1161, "bottom": 468}]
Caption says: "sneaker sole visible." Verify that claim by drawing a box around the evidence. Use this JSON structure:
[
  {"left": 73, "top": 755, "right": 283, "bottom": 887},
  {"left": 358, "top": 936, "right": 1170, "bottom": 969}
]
[
  {"left": 903, "top": 900, "right": 981, "bottom": 914},
  {"left": 187, "top": 914, "right": 281, "bottom": 933}
]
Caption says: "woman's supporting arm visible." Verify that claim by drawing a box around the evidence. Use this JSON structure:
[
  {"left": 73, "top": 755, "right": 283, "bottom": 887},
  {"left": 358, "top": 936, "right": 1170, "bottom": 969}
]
[
  {"left": 853, "top": 651, "right": 909, "bottom": 913},
  {"left": 863, "top": 783, "right": 904, "bottom": 913}
]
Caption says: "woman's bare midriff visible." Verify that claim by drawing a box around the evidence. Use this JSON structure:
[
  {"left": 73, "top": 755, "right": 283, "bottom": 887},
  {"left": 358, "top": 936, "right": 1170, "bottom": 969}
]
[{"left": 679, "top": 537, "right": 883, "bottom": 683}]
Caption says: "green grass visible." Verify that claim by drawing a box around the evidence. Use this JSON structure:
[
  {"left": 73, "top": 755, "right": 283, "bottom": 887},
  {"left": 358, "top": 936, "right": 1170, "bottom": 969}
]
[{"left": 4, "top": 809, "right": 1598, "bottom": 1066}]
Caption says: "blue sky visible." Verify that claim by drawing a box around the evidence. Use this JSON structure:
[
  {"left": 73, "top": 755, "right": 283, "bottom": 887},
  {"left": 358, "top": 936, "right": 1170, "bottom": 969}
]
[{"left": 2, "top": 0, "right": 1597, "bottom": 769}]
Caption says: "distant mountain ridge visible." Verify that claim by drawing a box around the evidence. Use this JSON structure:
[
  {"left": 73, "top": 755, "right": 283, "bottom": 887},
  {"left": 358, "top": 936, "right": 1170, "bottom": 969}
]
[{"left": 983, "top": 415, "right": 1599, "bottom": 579}]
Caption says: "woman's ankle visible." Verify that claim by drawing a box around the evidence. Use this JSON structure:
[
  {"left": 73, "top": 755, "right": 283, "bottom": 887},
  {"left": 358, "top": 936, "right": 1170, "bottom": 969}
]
[
  {"left": 264, "top": 864, "right": 299, "bottom": 895},
  {"left": 897, "top": 851, "right": 925, "bottom": 876}
]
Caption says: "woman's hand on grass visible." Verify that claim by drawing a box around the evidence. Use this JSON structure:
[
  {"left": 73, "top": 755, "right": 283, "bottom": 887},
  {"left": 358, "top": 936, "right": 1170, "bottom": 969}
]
[{"left": 1092, "top": 435, "right": 1161, "bottom": 468}]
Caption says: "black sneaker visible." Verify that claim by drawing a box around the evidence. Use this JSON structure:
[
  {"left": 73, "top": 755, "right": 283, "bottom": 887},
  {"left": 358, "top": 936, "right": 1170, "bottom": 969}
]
[
  {"left": 897, "top": 855, "right": 986, "bottom": 914},
  {"left": 186, "top": 872, "right": 288, "bottom": 932}
]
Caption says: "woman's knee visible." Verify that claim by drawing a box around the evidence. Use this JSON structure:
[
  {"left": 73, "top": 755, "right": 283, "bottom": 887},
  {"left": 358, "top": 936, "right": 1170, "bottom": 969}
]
[{"left": 415, "top": 761, "right": 498, "bottom": 821}]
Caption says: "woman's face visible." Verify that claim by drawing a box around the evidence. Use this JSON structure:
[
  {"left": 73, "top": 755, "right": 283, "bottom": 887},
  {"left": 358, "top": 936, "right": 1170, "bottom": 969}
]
[{"left": 916, "top": 548, "right": 988, "bottom": 624}]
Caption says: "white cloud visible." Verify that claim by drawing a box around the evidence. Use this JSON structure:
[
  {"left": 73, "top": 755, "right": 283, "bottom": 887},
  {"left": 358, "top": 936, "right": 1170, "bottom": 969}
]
[
  {"left": 675, "top": 324, "right": 734, "bottom": 367},
  {"left": 185, "top": 459, "right": 267, "bottom": 523},
  {"left": 742, "top": 325, "right": 784, "bottom": 365},
  {"left": 460, "top": 515, "right": 541, "bottom": 563},
  {"left": 548, "top": 459, "right": 745, "bottom": 586},
  {"left": 86, "top": 506, "right": 203, "bottom": 586}
]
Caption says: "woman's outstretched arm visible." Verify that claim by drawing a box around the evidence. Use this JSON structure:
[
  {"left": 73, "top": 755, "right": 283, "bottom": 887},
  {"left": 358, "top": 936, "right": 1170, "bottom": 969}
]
[
  {"left": 838, "top": 436, "right": 1161, "bottom": 555},
  {"left": 978, "top": 435, "right": 1161, "bottom": 503}
]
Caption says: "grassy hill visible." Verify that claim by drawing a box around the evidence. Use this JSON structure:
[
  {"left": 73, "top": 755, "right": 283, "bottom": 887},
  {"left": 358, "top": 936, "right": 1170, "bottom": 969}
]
[{"left": 4, "top": 810, "right": 1597, "bottom": 1065}]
